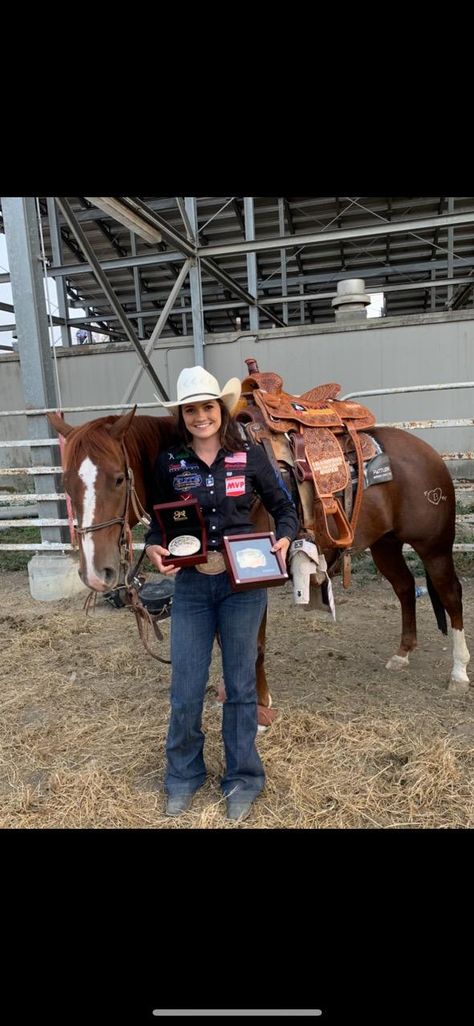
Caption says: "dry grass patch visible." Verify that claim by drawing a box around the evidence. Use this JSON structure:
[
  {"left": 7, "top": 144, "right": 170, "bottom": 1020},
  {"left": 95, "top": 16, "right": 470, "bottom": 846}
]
[{"left": 2, "top": 571, "right": 474, "bottom": 829}]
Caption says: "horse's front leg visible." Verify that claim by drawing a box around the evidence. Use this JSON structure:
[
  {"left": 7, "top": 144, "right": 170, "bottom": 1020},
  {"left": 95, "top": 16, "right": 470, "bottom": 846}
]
[
  {"left": 216, "top": 606, "right": 276, "bottom": 731},
  {"left": 369, "top": 535, "right": 418, "bottom": 670},
  {"left": 255, "top": 605, "right": 276, "bottom": 731}
]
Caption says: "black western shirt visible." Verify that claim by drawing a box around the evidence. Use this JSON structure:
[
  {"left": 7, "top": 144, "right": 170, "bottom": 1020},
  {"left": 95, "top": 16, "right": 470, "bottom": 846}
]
[{"left": 144, "top": 441, "right": 299, "bottom": 553}]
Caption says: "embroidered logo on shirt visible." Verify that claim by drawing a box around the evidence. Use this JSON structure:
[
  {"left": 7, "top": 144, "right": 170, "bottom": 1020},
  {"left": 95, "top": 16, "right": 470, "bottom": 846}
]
[
  {"left": 173, "top": 473, "right": 202, "bottom": 491},
  {"left": 225, "top": 475, "right": 245, "bottom": 496},
  {"left": 169, "top": 461, "right": 199, "bottom": 472}
]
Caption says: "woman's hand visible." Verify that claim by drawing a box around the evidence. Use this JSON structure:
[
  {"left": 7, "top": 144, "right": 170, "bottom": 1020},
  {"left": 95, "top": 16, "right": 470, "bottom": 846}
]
[
  {"left": 145, "top": 544, "right": 181, "bottom": 576},
  {"left": 271, "top": 536, "right": 291, "bottom": 562}
]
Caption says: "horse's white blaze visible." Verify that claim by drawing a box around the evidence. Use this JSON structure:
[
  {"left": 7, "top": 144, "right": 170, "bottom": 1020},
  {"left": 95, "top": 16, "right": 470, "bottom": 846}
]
[
  {"left": 451, "top": 629, "right": 470, "bottom": 684},
  {"left": 78, "top": 457, "right": 103, "bottom": 588}
]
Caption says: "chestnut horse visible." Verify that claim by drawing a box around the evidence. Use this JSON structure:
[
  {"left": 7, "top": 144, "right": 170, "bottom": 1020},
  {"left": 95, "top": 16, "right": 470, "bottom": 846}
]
[{"left": 49, "top": 399, "right": 470, "bottom": 698}]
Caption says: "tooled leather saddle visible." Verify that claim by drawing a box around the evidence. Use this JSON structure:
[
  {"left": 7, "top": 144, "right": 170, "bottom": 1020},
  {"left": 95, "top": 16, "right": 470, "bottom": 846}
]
[{"left": 236, "top": 358, "right": 377, "bottom": 554}]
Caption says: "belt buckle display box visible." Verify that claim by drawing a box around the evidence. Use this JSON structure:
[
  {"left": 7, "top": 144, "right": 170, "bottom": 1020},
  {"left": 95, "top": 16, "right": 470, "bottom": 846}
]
[
  {"left": 153, "top": 498, "right": 208, "bottom": 567},
  {"left": 222, "top": 531, "right": 289, "bottom": 591}
]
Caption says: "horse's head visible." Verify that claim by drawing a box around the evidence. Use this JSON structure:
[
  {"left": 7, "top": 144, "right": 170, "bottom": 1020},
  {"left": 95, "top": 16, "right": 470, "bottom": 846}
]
[{"left": 48, "top": 408, "right": 139, "bottom": 592}]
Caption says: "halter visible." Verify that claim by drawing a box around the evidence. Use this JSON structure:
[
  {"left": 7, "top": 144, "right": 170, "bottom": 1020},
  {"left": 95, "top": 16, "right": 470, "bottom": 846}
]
[
  {"left": 75, "top": 441, "right": 151, "bottom": 586},
  {"left": 75, "top": 441, "right": 170, "bottom": 663}
]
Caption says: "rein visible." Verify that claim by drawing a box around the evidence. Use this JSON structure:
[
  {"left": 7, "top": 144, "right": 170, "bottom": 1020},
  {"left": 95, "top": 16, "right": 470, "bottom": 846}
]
[{"left": 77, "top": 442, "right": 171, "bottom": 664}]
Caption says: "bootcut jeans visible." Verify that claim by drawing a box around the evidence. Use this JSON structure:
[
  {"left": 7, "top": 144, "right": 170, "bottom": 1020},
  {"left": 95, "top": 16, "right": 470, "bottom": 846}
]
[{"left": 165, "top": 567, "right": 267, "bottom": 800}]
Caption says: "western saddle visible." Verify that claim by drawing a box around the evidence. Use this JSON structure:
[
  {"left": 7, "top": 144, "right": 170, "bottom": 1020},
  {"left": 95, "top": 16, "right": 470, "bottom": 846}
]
[{"left": 236, "top": 358, "right": 377, "bottom": 563}]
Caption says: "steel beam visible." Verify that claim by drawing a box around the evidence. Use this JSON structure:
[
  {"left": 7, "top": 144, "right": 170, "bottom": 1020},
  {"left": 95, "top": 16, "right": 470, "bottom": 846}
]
[
  {"left": 184, "top": 198, "right": 204, "bottom": 364},
  {"left": 53, "top": 274, "right": 474, "bottom": 327},
  {"left": 244, "top": 197, "right": 259, "bottom": 331},
  {"left": 199, "top": 212, "right": 474, "bottom": 258},
  {"left": 46, "top": 198, "right": 72, "bottom": 347},
  {"left": 278, "top": 198, "right": 288, "bottom": 324},
  {"left": 130, "top": 231, "right": 145, "bottom": 339},
  {"left": 121, "top": 259, "right": 191, "bottom": 405},
  {"left": 1, "top": 196, "right": 66, "bottom": 545},
  {"left": 48, "top": 250, "right": 184, "bottom": 277},
  {"left": 447, "top": 197, "right": 454, "bottom": 306},
  {"left": 123, "top": 197, "right": 196, "bottom": 258},
  {"left": 66, "top": 255, "right": 474, "bottom": 308},
  {"left": 117, "top": 195, "right": 285, "bottom": 329},
  {"left": 84, "top": 197, "right": 163, "bottom": 245},
  {"left": 54, "top": 198, "right": 169, "bottom": 400}
]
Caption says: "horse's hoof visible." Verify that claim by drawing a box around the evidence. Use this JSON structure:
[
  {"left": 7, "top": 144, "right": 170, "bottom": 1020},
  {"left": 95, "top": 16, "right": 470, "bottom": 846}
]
[
  {"left": 447, "top": 677, "right": 470, "bottom": 694},
  {"left": 257, "top": 704, "right": 276, "bottom": 729},
  {"left": 385, "top": 654, "right": 410, "bottom": 671}
]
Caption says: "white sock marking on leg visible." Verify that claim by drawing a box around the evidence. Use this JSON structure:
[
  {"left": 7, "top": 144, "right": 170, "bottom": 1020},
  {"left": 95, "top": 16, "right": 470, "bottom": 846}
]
[{"left": 451, "top": 629, "right": 470, "bottom": 683}]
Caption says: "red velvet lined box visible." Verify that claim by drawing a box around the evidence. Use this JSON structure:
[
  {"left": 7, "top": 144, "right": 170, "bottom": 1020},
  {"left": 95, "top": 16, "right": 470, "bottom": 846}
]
[{"left": 153, "top": 498, "right": 208, "bottom": 567}]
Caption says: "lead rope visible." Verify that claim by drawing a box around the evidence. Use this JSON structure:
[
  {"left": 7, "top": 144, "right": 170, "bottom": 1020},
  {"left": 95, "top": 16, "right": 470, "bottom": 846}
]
[{"left": 115, "top": 447, "right": 171, "bottom": 664}]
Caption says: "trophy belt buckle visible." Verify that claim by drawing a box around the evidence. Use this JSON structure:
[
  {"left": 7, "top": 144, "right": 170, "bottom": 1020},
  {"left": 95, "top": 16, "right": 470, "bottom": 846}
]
[{"left": 195, "top": 551, "right": 226, "bottom": 575}]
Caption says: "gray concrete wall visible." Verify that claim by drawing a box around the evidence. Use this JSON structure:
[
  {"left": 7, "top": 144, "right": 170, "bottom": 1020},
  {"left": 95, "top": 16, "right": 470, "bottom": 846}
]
[{"left": 1, "top": 310, "right": 473, "bottom": 469}]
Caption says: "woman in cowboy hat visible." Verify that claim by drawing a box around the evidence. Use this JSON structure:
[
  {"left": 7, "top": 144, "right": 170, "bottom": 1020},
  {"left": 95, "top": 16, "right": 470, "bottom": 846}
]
[{"left": 145, "top": 366, "right": 298, "bottom": 822}]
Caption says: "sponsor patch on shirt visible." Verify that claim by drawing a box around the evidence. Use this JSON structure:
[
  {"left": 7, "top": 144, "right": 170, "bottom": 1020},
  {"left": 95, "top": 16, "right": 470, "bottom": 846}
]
[
  {"left": 224, "top": 452, "right": 247, "bottom": 466},
  {"left": 173, "top": 473, "right": 203, "bottom": 491},
  {"left": 225, "top": 475, "right": 246, "bottom": 496},
  {"left": 169, "top": 461, "right": 199, "bottom": 472}
]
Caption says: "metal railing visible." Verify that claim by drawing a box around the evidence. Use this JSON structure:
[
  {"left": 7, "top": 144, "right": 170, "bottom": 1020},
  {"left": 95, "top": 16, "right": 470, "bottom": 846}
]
[{"left": 1, "top": 385, "right": 474, "bottom": 553}]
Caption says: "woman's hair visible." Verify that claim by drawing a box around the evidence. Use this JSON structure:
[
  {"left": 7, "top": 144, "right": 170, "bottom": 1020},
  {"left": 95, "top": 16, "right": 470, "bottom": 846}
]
[{"left": 177, "top": 399, "right": 244, "bottom": 452}]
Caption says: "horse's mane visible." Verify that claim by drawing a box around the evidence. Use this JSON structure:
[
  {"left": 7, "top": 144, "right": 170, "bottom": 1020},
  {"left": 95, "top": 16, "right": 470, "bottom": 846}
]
[{"left": 62, "top": 415, "right": 179, "bottom": 473}]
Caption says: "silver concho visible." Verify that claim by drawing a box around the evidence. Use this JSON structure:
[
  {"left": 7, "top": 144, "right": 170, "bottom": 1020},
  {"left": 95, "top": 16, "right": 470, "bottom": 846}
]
[{"left": 168, "top": 535, "right": 201, "bottom": 556}]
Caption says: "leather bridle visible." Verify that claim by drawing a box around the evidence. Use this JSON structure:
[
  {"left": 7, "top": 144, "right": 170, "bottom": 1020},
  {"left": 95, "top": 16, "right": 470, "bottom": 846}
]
[
  {"left": 74, "top": 442, "right": 150, "bottom": 587},
  {"left": 74, "top": 441, "right": 170, "bottom": 663}
]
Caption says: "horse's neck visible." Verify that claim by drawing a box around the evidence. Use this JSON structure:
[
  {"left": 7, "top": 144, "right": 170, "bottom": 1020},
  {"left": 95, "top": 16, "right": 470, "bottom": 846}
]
[{"left": 127, "top": 416, "right": 179, "bottom": 515}]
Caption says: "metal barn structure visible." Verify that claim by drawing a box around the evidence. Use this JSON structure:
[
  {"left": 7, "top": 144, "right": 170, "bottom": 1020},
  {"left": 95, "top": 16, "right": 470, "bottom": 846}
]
[{"left": 1, "top": 196, "right": 474, "bottom": 587}]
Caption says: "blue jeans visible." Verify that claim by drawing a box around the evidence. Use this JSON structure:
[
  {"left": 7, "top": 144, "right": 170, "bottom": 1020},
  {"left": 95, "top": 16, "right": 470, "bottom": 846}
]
[{"left": 165, "top": 567, "right": 268, "bottom": 799}]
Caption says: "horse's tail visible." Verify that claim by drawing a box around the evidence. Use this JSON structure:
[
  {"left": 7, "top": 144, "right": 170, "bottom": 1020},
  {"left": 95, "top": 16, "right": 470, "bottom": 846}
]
[{"left": 425, "top": 571, "right": 448, "bottom": 635}]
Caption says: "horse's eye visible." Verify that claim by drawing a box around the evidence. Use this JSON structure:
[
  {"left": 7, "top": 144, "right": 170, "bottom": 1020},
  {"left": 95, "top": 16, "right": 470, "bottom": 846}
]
[{"left": 115, "top": 475, "right": 125, "bottom": 487}]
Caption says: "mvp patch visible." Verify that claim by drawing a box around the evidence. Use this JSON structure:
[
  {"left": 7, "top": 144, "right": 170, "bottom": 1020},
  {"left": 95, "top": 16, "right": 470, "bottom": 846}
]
[{"left": 225, "top": 475, "right": 245, "bottom": 496}]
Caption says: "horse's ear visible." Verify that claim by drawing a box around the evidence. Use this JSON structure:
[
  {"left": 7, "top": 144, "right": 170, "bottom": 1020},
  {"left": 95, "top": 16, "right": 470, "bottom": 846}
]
[
  {"left": 47, "top": 412, "right": 74, "bottom": 437},
  {"left": 107, "top": 405, "right": 137, "bottom": 440}
]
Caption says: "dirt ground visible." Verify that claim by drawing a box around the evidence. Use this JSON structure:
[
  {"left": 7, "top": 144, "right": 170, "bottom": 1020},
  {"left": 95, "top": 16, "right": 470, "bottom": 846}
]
[{"left": 1, "top": 560, "right": 474, "bottom": 829}]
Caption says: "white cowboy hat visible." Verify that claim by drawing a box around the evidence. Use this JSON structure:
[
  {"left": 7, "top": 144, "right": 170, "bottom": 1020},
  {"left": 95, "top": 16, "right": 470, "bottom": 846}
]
[{"left": 158, "top": 366, "right": 241, "bottom": 415}]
